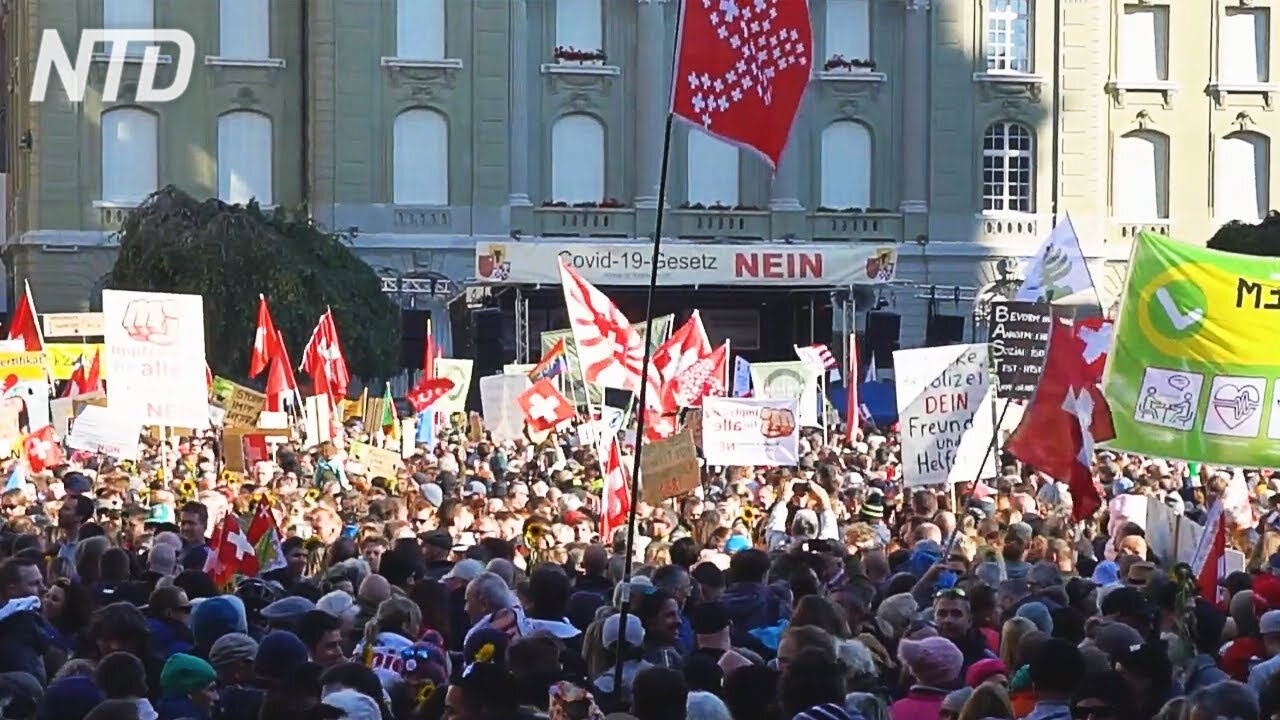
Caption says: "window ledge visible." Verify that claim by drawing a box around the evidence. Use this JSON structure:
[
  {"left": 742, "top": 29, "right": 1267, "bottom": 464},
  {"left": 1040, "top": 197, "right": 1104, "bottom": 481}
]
[
  {"left": 1209, "top": 81, "right": 1280, "bottom": 108},
  {"left": 93, "top": 200, "right": 142, "bottom": 209},
  {"left": 972, "top": 71, "right": 1045, "bottom": 85},
  {"left": 1107, "top": 79, "right": 1178, "bottom": 108},
  {"left": 816, "top": 70, "right": 887, "bottom": 83},
  {"left": 540, "top": 63, "right": 621, "bottom": 77},
  {"left": 204, "top": 56, "right": 287, "bottom": 69},
  {"left": 91, "top": 52, "right": 171, "bottom": 65},
  {"left": 978, "top": 211, "right": 1040, "bottom": 220},
  {"left": 380, "top": 57, "right": 464, "bottom": 70}
]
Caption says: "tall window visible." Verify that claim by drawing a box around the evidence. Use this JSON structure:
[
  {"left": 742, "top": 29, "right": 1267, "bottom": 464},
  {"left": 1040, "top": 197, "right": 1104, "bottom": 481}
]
[
  {"left": 1118, "top": 6, "right": 1169, "bottom": 82},
  {"left": 103, "top": 0, "right": 153, "bottom": 56},
  {"left": 982, "top": 122, "right": 1034, "bottom": 212},
  {"left": 397, "top": 0, "right": 446, "bottom": 60},
  {"left": 1222, "top": 8, "right": 1270, "bottom": 84},
  {"left": 550, "top": 114, "right": 604, "bottom": 203},
  {"left": 1113, "top": 130, "right": 1169, "bottom": 220},
  {"left": 555, "top": 0, "right": 603, "bottom": 52},
  {"left": 101, "top": 108, "right": 157, "bottom": 204},
  {"left": 826, "top": 0, "right": 870, "bottom": 62},
  {"left": 217, "top": 111, "right": 273, "bottom": 206},
  {"left": 393, "top": 109, "right": 449, "bottom": 205},
  {"left": 687, "top": 129, "right": 739, "bottom": 206},
  {"left": 820, "top": 121, "right": 871, "bottom": 209},
  {"left": 986, "top": 0, "right": 1030, "bottom": 73},
  {"left": 218, "top": 0, "right": 270, "bottom": 59},
  {"left": 1216, "top": 132, "right": 1269, "bottom": 222}
]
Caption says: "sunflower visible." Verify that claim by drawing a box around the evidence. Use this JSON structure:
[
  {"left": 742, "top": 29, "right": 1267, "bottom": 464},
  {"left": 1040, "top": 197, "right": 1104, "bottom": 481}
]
[
  {"left": 304, "top": 488, "right": 321, "bottom": 503},
  {"left": 414, "top": 681, "right": 437, "bottom": 708},
  {"left": 473, "top": 643, "right": 495, "bottom": 664},
  {"left": 177, "top": 479, "right": 198, "bottom": 500}
]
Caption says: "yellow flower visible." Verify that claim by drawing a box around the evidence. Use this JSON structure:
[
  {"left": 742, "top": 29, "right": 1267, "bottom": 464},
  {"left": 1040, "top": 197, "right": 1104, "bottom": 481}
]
[
  {"left": 305, "top": 488, "right": 320, "bottom": 503},
  {"left": 415, "top": 681, "right": 437, "bottom": 707},
  {"left": 474, "top": 643, "right": 495, "bottom": 664}
]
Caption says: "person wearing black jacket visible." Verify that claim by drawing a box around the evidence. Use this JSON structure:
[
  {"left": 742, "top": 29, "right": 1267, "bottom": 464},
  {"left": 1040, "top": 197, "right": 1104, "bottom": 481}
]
[{"left": 0, "top": 557, "right": 52, "bottom": 684}]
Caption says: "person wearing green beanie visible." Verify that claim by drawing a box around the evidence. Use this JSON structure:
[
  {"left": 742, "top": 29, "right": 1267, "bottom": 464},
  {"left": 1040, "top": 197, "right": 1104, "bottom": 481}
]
[{"left": 156, "top": 653, "right": 217, "bottom": 720}]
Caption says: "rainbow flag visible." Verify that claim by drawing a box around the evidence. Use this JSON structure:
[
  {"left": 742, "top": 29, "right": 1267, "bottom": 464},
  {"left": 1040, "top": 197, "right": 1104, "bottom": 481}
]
[{"left": 529, "top": 338, "right": 568, "bottom": 382}]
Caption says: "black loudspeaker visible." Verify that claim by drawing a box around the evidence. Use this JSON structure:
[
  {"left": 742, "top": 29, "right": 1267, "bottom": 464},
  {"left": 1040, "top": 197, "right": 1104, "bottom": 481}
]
[
  {"left": 400, "top": 310, "right": 430, "bottom": 369},
  {"left": 864, "top": 311, "right": 900, "bottom": 368},
  {"left": 926, "top": 313, "right": 967, "bottom": 346},
  {"left": 473, "top": 308, "right": 506, "bottom": 378}
]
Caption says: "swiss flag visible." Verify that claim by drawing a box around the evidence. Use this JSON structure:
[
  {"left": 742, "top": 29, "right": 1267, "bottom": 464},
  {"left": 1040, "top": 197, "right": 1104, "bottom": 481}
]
[
  {"left": 599, "top": 437, "right": 632, "bottom": 543},
  {"left": 23, "top": 425, "right": 64, "bottom": 474},
  {"left": 1192, "top": 500, "right": 1227, "bottom": 604},
  {"left": 6, "top": 281, "right": 43, "bottom": 352},
  {"left": 250, "top": 296, "right": 278, "bottom": 378},
  {"left": 670, "top": 0, "right": 813, "bottom": 168},
  {"left": 1005, "top": 318, "right": 1115, "bottom": 520},
  {"left": 265, "top": 330, "right": 298, "bottom": 412},
  {"left": 300, "top": 310, "right": 350, "bottom": 399},
  {"left": 406, "top": 377, "right": 455, "bottom": 414},
  {"left": 517, "top": 379, "right": 576, "bottom": 433},
  {"left": 203, "top": 514, "right": 260, "bottom": 587}
]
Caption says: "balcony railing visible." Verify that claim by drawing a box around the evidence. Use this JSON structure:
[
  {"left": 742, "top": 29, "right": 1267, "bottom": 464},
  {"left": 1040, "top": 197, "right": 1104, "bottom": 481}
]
[
  {"left": 1113, "top": 221, "right": 1171, "bottom": 240},
  {"left": 392, "top": 206, "right": 453, "bottom": 230},
  {"left": 530, "top": 207, "right": 635, "bottom": 237},
  {"left": 807, "top": 210, "right": 903, "bottom": 241},
  {"left": 668, "top": 208, "right": 770, "bottom": 239},
  {"left": 978, "top": 214, "right": 1046, "bottom": 244}
]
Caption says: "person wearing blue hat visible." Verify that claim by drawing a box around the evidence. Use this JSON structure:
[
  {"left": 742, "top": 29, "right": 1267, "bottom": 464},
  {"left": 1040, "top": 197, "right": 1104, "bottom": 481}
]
[{"left": 723, "top": 535, "right": 751, "bottom": 554}]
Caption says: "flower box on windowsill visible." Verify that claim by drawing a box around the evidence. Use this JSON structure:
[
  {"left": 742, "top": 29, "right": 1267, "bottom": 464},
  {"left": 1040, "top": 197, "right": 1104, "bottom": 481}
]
[{"left": 817, "top": 69, "right": 887, "bottom": 83}]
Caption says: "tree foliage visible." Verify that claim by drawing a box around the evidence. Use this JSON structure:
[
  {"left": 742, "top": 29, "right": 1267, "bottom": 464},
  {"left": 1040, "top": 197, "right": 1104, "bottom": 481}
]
[
  {"left": 108, "top": 186, "right": 400, "bottom": 384},
  {"left": 1208, "top": 211, "right": 1280, "bottom": 257}
]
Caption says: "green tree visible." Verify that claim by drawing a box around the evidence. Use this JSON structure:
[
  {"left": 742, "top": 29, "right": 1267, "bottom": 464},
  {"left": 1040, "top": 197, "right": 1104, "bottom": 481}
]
[
  {"left": 108, "top": 186, "right": 400, "bottom": 384},
  {"left": 1208, "top": 211, "right": 1280, "bottom": 257}
]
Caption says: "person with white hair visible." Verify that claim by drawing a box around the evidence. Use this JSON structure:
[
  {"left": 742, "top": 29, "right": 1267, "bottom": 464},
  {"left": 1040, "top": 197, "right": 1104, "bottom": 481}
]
[{"left": 686, "top": 690, "right": 733, "bottom": 720}]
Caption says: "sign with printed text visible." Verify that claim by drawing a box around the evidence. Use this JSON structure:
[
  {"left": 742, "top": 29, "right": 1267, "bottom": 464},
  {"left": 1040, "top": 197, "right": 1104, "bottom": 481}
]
[
  {"left": 65, "top": 405, "right": 141, "bottom": 459},
  {"left": 476, "top": 241, "right": 898, "bottom": 286},
  {"left": 46, "top": 344, "right": 108, "bottom": 380},
  {"left": 0, "top": 352, "right": 50, "bottom": 383},
  {"left": 894, "top": 344, "right": 998, "bottom": 486},
  {"left": 989, "top": 301, "right": 1054, "bottom": 400},
  {"left": 348, "top": 441, "right": 404, "bottom": 479},
  {"left": 210, "top": 376, "right": 267, "bottom": 429},
  {"left": 640, "top": 426, "right": 701, "bottom": 501},
  {"left": 42, "top": 313, "right": 104, "bottom": 337},
  {"left": 701, "top": 396, "right": 800, "bottom": 467},
  {"left": 103, "top": 289, "right": 208, "bottom": 428}
]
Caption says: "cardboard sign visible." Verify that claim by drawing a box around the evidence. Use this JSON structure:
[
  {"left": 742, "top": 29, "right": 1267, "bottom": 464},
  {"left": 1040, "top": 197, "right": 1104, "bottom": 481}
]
[
  {"left": 989, "top": 302, "right": 1053, "bottom": 400},
  {"left": 66, "top": 405, "right": 140, "bottom": 459},
  {"left": 683, "top": 409, "right": 703, "bottom": 448},
  {"left": 223, "top": 432, "right": 248, "bottom": 472},
  {"left": 467, "top": 412, "right": 484, "bottom": 442},
  {"left": 640, "top": 426, "right": 701, "bottom": 501},
  {"left": 893, "top": 344, "right": 997, "bottom": 487},
  {"left": 348, "top": 441, "right": 404, "bottom": 479},
  {"left": 211, "top": 377, "right": 267, "bottom": 429}
]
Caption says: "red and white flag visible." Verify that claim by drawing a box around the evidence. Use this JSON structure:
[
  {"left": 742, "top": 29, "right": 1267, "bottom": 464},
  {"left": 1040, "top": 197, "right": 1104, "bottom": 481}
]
[
  {"left": 203, "top": 514, "right": 260, "bottom": 587},
  {"left": 794, "top": 343, "right": 838, "bottom": 374},
  {"left": 300, "top": 309, "right": 350, "bottom": 399},
  {"left": 670, "top": 0, "right": 813, "bottom": 168},
  {"left": 6, "top": 281, "right": 43, "bottom": 352},
  {"left": 23, "top": 425, "right": 64, "bottom": 473},
  {"left": 265, "top": 330, "right": 299, "bottom": 412},
  {"left": 559, "top": 261, "right": 645, "bottom": 391},
  {"left": 406, "top": 377, "right": 455, "bottom": 414},
  {"left": 844, "top": 333, "right": 859, "bottom": 441},
  {"left": 1005, "top": 318, "right": 1116, "bottom": 520},
  {"left": 599, "top": 437, "right": 632, "bottom": 543},
  {"left": 249, "top": 295, "right": 278, "bottom": 378},
  {"left": 644, "top": 311, "right": 714, "bottom": 435},
  {"left": 670, "top": 341, "right": 730, "bottom": 408},
  {"left": 1191, "top": 500, "right": 1226, "bottom": 603},
  {"left": 517, "top": 378, "right": 577, "bottom": 433},
  {"left": 246, "top": 500, "right": 286, "bottom": 574}
]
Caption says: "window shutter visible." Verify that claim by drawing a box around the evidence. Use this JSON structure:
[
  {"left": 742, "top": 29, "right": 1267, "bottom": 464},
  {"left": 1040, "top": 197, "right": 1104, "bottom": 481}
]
[
  {"left": 551, "top": 114, "right": 605, "bottom": 204},
  {"left": 393, "top": 110, "right": 449, "bottom": 205},
  {"left": 1222, "top": 9, "right": 1269, "bottom": 84},
  {"left": 218, "top": 112, "right": 274, "bottom": 206},
  {"left": 101, "top": 109, "right": 158, "bottom": 204},
  {"left": 1114, "top": 132, "right": 1166, "bottom": 220},
  {"left": 397, "top": 0, "right": 446, "bottom": 59},
  {"left": 1217, "top": 133, "right": 1268, "bottom": 222},
  {"left": 687, "top": 129, "right": 739, "bottom": 206},
  {"left": 555, "top": 0, "right": 603, "bottom": 51},
  {"left": 1119, "top": 7, "right": 1166, "bottom": 81},
  {"left": 825, "top": 0, "right": 870, "bottom": 61},
  {"left": 820, "top": 121, "right": 871, "bottom": 209},
  {"left": 219, "top": 0, "right": 271, "bottom": 59}
]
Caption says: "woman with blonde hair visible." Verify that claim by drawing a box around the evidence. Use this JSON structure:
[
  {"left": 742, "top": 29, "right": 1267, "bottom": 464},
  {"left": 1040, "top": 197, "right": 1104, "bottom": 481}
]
[
  {"left": 353, "top": 595, "right": 421, "bottom": 685},
  {"left": 998, "top": 617, "right": 1036, "bottom": 672},
  {"left": 956, "top": 682, "right": 1014, "bottom": 720}
]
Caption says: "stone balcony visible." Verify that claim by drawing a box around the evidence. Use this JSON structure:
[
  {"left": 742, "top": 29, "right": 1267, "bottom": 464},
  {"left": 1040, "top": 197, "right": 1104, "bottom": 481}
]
[
  {"left": 807, "top": 210, "right": 903, "bottom": 241},
  {"left": 1112, "top": 220, "right": 1171, "bottom": 241},
  {"left": 523, "top": 206, "right": 636, "bottom": 237},
  {"left": 667, "top": 207, "right": 771, "bottom": 239},
  {"left": 975, "top": 213, "right": 1051, "bottom": 245}
]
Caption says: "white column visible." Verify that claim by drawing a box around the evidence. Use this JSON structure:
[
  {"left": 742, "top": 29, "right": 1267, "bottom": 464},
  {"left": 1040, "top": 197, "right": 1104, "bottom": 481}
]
[
  {"left": 769, "top": 128, "right": 803, "bottom": 211},
  {"left": 900, "top": 0, "right": 930, "bottom": 214},
  {"left": 508, "top": 0, "right": 532, "bottom": 207},
  {"left": 635, "top": 0, "right": 666, "bottom": 207}
]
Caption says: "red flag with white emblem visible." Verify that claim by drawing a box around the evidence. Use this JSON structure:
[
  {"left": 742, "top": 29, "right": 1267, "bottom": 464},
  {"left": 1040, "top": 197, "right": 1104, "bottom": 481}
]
[
  {"left": 669, "top": 341, "right": 730, "bottom": 408},
  {"left": 407, "top": 377, "right": 455, "bottom": 414},
  {"left": 301, "top": 310, "right": 350, "bottom": 400},
  {"left": 249, "top": 296, "right": 278, "bottom": 378},
  {"left": 6, "top": 281, "right": 44, "bottom": 352},
  {"left": 517, "top": 379, "right": 577, "bottom": 433},
  {"left": 1005, "top": 318, "right": 1115, "bottom": 520},
  {"left": 670, "top": 0, "right": 813, "bottom": 168},
  {"left": 558, "top": 261, "right": 646, "bottom": 391},
  {"left": 203, "top": 514, "right": 260, "bottom": 587},
  {"left": 23, "top": 425, "right": 64, "bottom": 473},
  {"left": 599, "top": 437, "right": 632, "bottom": 544},
  {"left": 649, "top": 312, "right": 713, "bottom": 406}
]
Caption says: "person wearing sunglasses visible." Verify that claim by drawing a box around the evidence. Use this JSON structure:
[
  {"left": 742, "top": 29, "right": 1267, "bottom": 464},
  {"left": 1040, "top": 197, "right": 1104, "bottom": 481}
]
[{"left": 1069, "top": 670, "right": 1135, "bottom": 720}]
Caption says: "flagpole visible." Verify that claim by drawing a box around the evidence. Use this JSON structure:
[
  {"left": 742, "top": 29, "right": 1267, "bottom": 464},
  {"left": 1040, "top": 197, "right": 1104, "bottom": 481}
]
[{"left": 613, "top": 111, "right": 676, "bottom": 696}]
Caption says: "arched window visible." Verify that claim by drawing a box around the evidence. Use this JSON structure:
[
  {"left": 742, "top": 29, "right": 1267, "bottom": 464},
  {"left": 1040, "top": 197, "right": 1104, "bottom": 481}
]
[
  {"left": 1113, "top": 130, "right": 1169, "bottom": 220},
  {"left": 397, "top": 0, "right": 445, "bottom": 59},
  {"left": 101, "top": 108, "right": 157, "bottom": 204},
  {"left": 1216, "top": 132, "right": 1269, "bottom": 222},
  {"left": 687, "top": 129, "right": 739, "bottom": 206},
  {"left": 555, "top": 0, "right": 603, "bottom": 52},
  {"left": 217, "top": 111, "right": 273, "bottom": 205},
  {"left": 550, "top": 114, "right": 605, "bottom": 204},
  {"left": 820, "top": 121, "right": 871, "bottom": 209},
  {"left": 393, "top": 109, "right": 449, "bottom": 205},
  {"left": 982, "top": 122, "right": 1034, "bottom": 212},
  {"left": 219, "top": 0, "right": 270, "bottom": 59}
]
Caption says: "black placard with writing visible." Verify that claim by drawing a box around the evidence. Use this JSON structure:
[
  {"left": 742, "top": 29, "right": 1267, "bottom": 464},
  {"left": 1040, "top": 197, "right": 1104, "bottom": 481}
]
[{"left": 989, "top": 301, "right": 1053, "bottom": 400}]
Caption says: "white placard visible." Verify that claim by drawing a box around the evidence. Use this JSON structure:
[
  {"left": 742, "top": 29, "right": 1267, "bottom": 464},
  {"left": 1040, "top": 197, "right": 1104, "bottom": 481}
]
[
  {"left": 701, "top": 397, "right": 800, "bottom": 467},
  {"left": 894, "top": 344, "right": 997, "bottom": 487},
  {"left": 102, "top": 289, "right": 208, "bottom": 427},
  {"left": 480, "top": 374, "right": 531, "bottom": 443},
  {"left": 66, "top": 405, "right": 141, "bottom": 459},
  {"left": 13, "top": 382, "right": 50, "bottom": 431}
]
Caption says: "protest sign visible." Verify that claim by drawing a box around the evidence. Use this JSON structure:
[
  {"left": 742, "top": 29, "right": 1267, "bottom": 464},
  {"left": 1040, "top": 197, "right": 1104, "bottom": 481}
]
[
  {"left": 0, "top": 352, "right": 49, "bottom": 383},
  {"left": 50, "top": 398, "right": 75, "bottom": 435},
  {"left": 640, "top": 426, "right": 701, "bottom": 501},
  {"left": 893, "top": 344, "right": 997, "bottom": 487},
  {"left": 66, "top": 405, "right": 140, "bottom": 459},
  {"left": 102, "top": 289, "right": 208, "bottom": 428},
  {"left": 42, "top": 313, "right": 104, "bottom": 337},
  {"left": 1104, "top": 231, "right": 1280, "bottom": 466},
  {"left": 0, "top": 399, "right": 22, "bottom": 447},
  {"left": 303, "top": 395, "right": 333, "bottom": 448},
  {"left": 748, "top": 361, "right": 820, "bottom": 427},
  {"left": 400, "top": 418, "right": 417, "bottom": 458},
  {"left": 481, "top": 374, "right": 531, "bottom": 443},
  {"left": 207, "top": 404, "right": 226, "bottom": 428},
  {"left": 989, "top": 301, "right": 1053, "bottom": 400},
  {"left": 11, "top": 382, "right": 50, "bottom": 431},
  {"left": 46, "top": 344, "right": 108, "bottom": 380},
  {"left": 701, "top": 397, "right": 800, "bottom": 466},
  {"left": 211, "top": 377, "right": 267, "bottom": 429},
  {"left": 348, "top": 441, "right": 404, "bottom": 479}
]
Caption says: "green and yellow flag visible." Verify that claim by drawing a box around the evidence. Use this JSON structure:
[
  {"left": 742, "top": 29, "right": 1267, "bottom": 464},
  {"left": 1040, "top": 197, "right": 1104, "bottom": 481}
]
[{"left": 381, "top": 382, "right": 399, "bottom": 441}]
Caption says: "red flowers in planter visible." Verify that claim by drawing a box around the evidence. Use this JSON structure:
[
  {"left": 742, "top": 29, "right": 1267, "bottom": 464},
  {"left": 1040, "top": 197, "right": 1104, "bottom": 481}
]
[
  {"left": 553, "top": 46, "right": 607, "bottom": 63},
  {"left": 823, "top": 54, "right": 876, "bottom": 72}
]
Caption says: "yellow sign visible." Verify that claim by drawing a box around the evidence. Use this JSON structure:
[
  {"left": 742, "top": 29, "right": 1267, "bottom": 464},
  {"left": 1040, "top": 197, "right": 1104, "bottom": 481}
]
[
  {"left": 0, "top": 352, "right": 50, "bottom": 382},
  {"left": 348, "top": 441, "right": 404, "bottom": 479},
  {"left": 46, "top": 344, "right": 107, "bottom": 380}
]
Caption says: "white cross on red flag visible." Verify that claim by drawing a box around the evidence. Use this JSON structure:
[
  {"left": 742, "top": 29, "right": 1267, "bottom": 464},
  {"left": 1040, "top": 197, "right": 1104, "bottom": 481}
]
[
  {"left": 23, "top": 425, "right": 64, "bottom": 474},
  {"left": 517, "top": 378, "right": 577, "bottom": 433},
  {"left": 670, "top": 0, "right": 813, "bottom": 168}
]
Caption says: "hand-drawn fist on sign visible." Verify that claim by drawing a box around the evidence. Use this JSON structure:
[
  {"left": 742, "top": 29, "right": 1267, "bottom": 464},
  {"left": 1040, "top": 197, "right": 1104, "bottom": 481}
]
[
  {"left": 759, "top": 407, "right": 796, "bottom": 439},
  {"left": 121, "top": 299, "right": 180, "bottom": 345}
]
